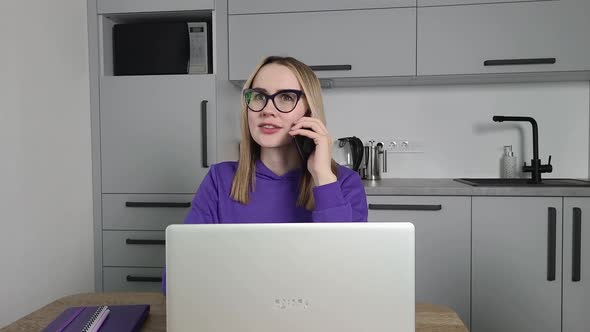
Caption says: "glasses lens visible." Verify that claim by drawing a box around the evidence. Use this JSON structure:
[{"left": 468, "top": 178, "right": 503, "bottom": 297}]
[
  {"left": 245, "top": 90, "right": 266, "bottom": 111},
  {"left": 275, "top": 91, "right": 299, "bottom": 112}
]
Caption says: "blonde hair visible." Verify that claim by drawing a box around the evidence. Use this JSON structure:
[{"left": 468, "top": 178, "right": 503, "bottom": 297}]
[{"left": 230, "top": 56, "right": 338, "bottom": 210}]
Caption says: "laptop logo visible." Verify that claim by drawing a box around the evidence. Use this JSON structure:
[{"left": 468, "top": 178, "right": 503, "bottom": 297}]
[{"left": 275, "top": 298, "right": 310, "bottom": 310}]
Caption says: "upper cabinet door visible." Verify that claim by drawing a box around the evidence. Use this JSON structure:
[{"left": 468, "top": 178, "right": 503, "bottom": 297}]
[
  {"left": 229, "top": 0, "right": 415, "bottom": 14},
  {"left": 229, "top": 8, "right": 416, "bottom": 81},
  {"left": 97, "top": 0, "right": 214, "bottom": 14},
  {"left": 417, "top": 0, "right": 590, "bottom": 75},
  {"left": 100, "top": 75, "right": 216, "bottom": 194},
  {"left": 418, "top": 0, "right": 556, "bottom": 6}
]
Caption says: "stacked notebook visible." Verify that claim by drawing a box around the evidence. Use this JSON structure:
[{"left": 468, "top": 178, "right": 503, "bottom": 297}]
[{"left": 42, "top": 304, "right": 149, "bottom": 332}]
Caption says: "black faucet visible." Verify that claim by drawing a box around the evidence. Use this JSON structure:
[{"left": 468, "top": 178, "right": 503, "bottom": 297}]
[{"left": 492, "top": 116, "right": 552, "bottom": 183}]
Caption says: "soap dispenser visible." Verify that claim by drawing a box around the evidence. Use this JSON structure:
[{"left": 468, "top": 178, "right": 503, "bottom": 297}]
[{"left": 502, "top": 145, "right": 518, "bottom": 178}]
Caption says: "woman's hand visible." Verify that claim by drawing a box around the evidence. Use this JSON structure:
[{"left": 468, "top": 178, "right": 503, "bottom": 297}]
[{"left": 289, "top": 117, "right": 337, "bottom": 186}]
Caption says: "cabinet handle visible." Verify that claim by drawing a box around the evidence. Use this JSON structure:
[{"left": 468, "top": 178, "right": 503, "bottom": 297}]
[
  {"left": 484, "top": 58, "right": 556, "bottom": 66},
  {"left": 126, "top": 275, "right": 162, "bottom": 283},
  {"left": 125, "top": 239, "right": 165, "bottom": 245},
  {"left": 573, "top": 207, "right": 582, "bottom": 282},
  {"left": 201, "top": 100, "right": 209, "bottom": 168},
  {"left": 368, "top": 204, "right": 442, "bottom": 211},
  {"left": 125, "top": 202, "right": 190, "bottom": 208},
  {"left": 309, "top": 65, "right": 352, "bottom": 71},
  {"left": 547, "top": 207, "right": 557, "bottom": 281}
]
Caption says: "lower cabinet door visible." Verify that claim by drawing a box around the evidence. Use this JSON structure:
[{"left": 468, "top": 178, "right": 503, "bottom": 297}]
[
  {"left": 472, "top": 196, "right": 562, "bottom": 332},
  {"left": 562, "top": 197, "right": 590, "bottom": 332},
  {"left": 367, "top": 195, "right": 471, "bottom": 328}
]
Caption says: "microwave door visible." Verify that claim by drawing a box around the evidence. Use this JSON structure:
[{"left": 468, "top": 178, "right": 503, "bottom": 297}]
[{"left": 188, "top": 22, "right": 208, "bottom": 74}]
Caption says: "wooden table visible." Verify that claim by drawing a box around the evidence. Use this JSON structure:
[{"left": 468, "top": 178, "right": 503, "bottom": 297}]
[{"left": 1, "top": 292, "right": 468, "bottom": 332}]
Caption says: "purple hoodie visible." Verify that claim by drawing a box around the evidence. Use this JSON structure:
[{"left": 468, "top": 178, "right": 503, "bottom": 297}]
[{"left": 162, "top": 160, "right": 368, "bottom": 292}]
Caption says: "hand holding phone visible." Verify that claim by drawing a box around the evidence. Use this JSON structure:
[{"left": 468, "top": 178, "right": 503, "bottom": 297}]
[
  {"left": 289, "top": 114, "right": 337, "bottom": 185},
  {"left": 293, "top": 134, "right": 315, "bottom": 163}
]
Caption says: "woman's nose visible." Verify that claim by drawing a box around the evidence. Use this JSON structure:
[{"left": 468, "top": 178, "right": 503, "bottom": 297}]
[{"left": 261, "top": 99, "right": 279, "bottom": 116}]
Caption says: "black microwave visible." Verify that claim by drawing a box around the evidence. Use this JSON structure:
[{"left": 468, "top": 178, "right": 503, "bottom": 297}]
[{"left": 113, "top": 21, "right": 211, "bottom": 76}]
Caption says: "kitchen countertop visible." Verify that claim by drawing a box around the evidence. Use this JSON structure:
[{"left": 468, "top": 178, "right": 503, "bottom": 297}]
[{"left": 363, "top": 178, "right": 590, "bottom": 196}]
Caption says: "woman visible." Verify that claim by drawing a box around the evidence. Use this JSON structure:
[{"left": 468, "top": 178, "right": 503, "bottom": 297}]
[
  {"left": 185, "top": 55, "right": 368, "bottom": 223},
  {"left": 162, "top": 56, "right": 367, "bottom": 293}
]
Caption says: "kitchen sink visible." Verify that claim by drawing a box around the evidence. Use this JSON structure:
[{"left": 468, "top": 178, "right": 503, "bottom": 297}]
[{"left": 454, "top": 178, "right": 590, "bottom": 187}]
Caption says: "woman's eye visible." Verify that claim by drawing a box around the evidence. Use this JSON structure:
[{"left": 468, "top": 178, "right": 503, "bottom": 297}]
[
  {"left": 280, "top": 94, "right": 294, "bottom": 102},
  {"left": 253, "top": 93, "right": 265, "bottom": 101}
]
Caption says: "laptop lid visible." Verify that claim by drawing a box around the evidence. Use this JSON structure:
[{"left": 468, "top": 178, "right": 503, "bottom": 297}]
[{"left": 166, "top": 222, "right": 415, "bottom": 332}]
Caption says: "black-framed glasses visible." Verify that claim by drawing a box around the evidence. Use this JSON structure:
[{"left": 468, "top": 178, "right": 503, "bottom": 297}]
[{"left": 244, "top": 89, "right": 305, "bottom": 113}]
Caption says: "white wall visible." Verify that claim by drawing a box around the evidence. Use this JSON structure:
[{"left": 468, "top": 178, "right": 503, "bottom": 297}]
[
  {"left": 221, "top": 81, "right": 589, "bottom": 178},
  {"left": 0, "top": 0, "right": 93, "bottom": 327},
  {"left": 323, "top": 81, "right": 590, "bottom": 178}
]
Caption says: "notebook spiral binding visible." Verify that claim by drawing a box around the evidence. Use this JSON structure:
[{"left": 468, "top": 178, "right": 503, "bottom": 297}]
[{"left": 81, "top": 306, "right": 108, "bottom": 332}]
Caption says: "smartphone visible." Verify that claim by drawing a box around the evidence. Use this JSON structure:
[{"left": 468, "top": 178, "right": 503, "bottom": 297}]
[
  {"left": 293, "top": 110, "right": 316, "bottom": 162},
  {"left": 293, "top": 134, "right": 315, "bottom": 163}
]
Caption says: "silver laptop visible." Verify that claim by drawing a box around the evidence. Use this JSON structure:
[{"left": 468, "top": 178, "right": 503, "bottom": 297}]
[{"left": 165, "top": 222, "right": 415, "bottom": 332}]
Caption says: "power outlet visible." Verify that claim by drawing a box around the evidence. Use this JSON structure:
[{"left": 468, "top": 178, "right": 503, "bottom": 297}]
[
  {"left": 387, "top": 141, "right": 398, "bottom": 151},
  {"left": 385, "top": 139, "right": 423, "bottom": 153}
]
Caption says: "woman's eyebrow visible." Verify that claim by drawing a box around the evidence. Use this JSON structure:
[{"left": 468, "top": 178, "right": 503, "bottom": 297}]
[
  {"left": 251, "top": 87, "right": 300, "bottom": 93},
  {"left": 251, "top": 87, "right": 268, "bottom": 93}
]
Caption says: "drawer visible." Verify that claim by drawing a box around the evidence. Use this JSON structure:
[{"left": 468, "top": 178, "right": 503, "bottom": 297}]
[
  {"left": 367, "top": 196, "right": 469, "bottom": 221},
  {"left": 103, "top": 230, "right": 165, "bottom": 267},
  {"left": 103, "top": 267, "right": 163, "bottom": 292},
  {"left": 102, "top": 194, "right": 193, "bottom": 230}
]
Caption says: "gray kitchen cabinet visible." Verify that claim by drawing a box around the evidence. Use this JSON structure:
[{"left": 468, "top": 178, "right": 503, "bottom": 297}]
[
  {"left": 367, "top": 196, "right": 471, "bottom": 328},
  {"left": 97, "top": 0, "right": 214, "bottom": 14},
  {"left": 417, "top": 0, "right": 590, "bottom": 76},
  {"left": 418, "top": 0, "right": 556, "bottom": 6},
  {"left": 100, "top": 75, "right": 216, "bottom": 194},
  {"left": 229, "top": 8, "right": 416, "bottom": 81},
  {"left": 472, "top": 196, "right": 562, "bottom": 332},
  {"left": 229, "top": 0, "right": 415, "bottom": 14},
  {"left": 563, "top": 197, "right": 589, "bottom": 332}
]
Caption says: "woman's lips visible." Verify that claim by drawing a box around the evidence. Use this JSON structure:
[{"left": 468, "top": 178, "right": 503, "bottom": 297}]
[{"left": 259, "top": 124, "right": 282, "bottom": 135}]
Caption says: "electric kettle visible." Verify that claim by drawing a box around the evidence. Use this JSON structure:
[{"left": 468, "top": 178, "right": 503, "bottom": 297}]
[{"left": 333, "top": 136, "right": 365, "bottom": 172}]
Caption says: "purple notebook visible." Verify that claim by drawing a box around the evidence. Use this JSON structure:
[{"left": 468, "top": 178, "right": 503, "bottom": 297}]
[{"left": 42, "top": 304, "right": 150, "bottom": 332}]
